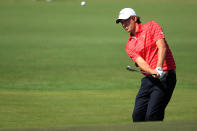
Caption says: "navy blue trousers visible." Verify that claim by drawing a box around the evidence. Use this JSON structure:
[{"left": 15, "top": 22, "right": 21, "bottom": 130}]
[{"left": 132, "top": 71, "right": 176, "bottom": 122}]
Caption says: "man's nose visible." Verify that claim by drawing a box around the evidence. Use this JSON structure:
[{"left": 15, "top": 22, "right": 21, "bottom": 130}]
[{"left": 122, "top": 23, "right": 126, "bottom": 28}]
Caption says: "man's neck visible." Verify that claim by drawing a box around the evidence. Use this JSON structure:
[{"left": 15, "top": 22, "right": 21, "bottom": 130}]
[{"left": 130, "top": 23, "right": 139, "bottom": 36}]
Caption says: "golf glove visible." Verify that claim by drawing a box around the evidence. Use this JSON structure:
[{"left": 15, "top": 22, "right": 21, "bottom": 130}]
[{"left": 156, "top": 67, "right": 165, "bottom": 79}]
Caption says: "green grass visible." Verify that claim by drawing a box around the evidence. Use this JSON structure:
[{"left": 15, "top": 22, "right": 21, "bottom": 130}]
[{"left": 0, "top": 0, "right": 197, "bottom": 130}]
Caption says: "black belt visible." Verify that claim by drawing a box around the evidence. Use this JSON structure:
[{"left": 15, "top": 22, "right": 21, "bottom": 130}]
[{"left": 164, "top": 70, "right": 176, "bottom": 74}]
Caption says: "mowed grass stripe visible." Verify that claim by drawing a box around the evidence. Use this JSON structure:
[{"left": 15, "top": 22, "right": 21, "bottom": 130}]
[
  {"left": 0, "top": 90, "right": 136, "bottom": 128},
  {"left": 0, "top": 89, "right": 197, "bottom": 128}
]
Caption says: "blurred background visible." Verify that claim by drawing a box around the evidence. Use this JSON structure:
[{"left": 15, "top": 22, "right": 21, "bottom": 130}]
[{"left": 0, "top": 0, "right": 197, "bottom": 130}]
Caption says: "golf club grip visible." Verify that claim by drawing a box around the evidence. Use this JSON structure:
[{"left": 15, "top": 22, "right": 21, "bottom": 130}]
[{"left": 141, "top": 71, "right": 156, "bottom": 75}]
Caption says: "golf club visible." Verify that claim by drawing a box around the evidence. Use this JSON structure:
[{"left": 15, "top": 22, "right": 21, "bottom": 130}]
[{"left": 126, "top": 65, "right": 156, "bottom": 75}]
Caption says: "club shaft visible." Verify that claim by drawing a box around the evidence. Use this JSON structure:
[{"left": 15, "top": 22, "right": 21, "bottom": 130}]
[{"left": 126, "top": 66, "right": 156, "bottom": 75}]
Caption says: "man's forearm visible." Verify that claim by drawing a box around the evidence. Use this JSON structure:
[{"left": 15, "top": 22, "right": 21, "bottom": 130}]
[
  {"left": 135, "top": 57, "right": 156, "bottom": 74},
  {"left": 156, "top": 39, "right": 167, "bottom": 68}
]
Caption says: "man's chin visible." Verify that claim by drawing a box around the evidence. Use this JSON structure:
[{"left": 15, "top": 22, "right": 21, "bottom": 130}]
[
  {"left": 126, "top": 30, "right": 131, "bottom": 33},
  {"left": 124, "top": 28, "right": 130, "bottom": 32}
]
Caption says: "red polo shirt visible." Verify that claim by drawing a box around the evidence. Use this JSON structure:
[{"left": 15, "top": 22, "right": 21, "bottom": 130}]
[{"left": 125, "top": 20, "right": 176, "bottom": 71}]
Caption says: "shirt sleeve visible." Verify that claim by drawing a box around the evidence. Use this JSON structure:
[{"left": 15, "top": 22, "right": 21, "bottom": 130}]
[{"left": 151, "top": 21, "right": 165, "bottom": 42}]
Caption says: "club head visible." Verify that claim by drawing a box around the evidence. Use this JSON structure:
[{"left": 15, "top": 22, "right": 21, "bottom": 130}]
[{"left": 126, "top": 65, "right": 137, "bottom": 72}]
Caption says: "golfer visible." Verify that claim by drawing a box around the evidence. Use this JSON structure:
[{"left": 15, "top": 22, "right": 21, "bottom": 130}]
[{"left": 116, "top": 8, "right": 176, "bottom": 122}]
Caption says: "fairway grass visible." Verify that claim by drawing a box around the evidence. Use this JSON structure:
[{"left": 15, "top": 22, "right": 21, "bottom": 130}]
[
  {"left": 0, "top": 90, "right": 136, "bottom": 128},
  {"left": 0, "top": 0, "right": 197, "bottom": 130},
  {"left": 0, "top": 89, "right": 196, "bottom": 129}
]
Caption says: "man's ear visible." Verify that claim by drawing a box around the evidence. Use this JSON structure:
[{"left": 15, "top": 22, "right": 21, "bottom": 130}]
[{"left": 133, "top": 16, "right": 138, "bottom": 22}]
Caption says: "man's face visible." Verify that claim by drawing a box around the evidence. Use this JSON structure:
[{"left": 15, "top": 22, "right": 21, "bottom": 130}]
[{"left": 120, "top": 17, "right": 136, "bottom": 34}]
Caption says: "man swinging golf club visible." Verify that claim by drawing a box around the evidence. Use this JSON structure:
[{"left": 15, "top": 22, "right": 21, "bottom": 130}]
[{"left": 116, "top": 8, "right": 177, "bottom": 122}]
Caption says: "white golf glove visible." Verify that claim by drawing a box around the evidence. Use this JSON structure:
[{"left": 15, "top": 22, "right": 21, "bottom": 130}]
[{"left": 155, "top": 67, "right": 165, "bottom": 79}]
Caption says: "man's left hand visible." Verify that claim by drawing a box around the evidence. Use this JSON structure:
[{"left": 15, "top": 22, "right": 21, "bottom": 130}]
[{"left": 155, "top": 67, "right": 165, "bottom": 79}]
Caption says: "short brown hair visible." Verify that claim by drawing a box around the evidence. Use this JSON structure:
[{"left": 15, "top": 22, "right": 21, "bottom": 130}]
[
  {"left": 137, "top": 16, "right": 141, "bottom": 24},
  {"left": 131, "top": 16, "right": 141, "bottom": 24}
]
